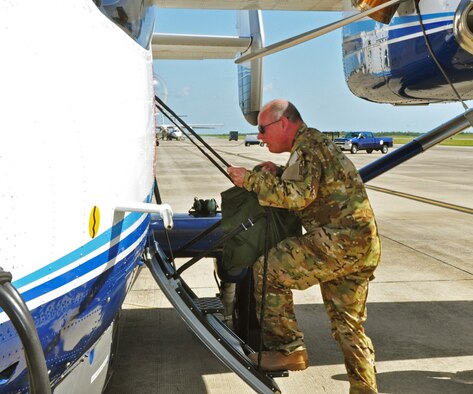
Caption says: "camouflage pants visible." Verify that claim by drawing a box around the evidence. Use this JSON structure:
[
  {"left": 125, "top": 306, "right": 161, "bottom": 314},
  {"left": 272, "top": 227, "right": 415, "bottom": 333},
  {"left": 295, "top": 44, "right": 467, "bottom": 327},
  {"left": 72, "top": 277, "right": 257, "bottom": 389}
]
[{"left": 253, "top": 233, "right": 379, "bottom": 394}]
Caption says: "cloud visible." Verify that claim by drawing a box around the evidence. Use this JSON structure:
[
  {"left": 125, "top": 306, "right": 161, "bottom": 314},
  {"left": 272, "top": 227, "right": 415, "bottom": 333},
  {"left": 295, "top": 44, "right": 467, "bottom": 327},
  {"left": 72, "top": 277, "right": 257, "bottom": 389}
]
[
  {"left": 263, "top": 82, "right": 274, "bottom": 93},
  {"left": 177, "top": 86, "right": 191, "bottom": 97}
]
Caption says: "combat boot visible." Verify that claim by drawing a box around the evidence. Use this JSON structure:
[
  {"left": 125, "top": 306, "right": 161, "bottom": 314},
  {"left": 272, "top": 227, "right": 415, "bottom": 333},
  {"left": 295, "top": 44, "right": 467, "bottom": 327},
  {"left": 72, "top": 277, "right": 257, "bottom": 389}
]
[{"left": 248, "top": 349, "right": 309, "bottom": 371}]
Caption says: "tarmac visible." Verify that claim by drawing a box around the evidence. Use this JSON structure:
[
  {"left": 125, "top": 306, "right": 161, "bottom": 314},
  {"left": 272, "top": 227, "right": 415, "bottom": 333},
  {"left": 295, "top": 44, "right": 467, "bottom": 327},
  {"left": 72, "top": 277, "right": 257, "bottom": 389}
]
[{"left": 105, "top": 138, "right": 473, "bottom": 394}]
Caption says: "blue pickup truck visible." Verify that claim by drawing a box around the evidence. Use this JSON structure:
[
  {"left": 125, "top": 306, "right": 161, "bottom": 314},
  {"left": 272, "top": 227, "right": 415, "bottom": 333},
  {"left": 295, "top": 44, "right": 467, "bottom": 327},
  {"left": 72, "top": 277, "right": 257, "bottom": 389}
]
[{"left": 334, "top": 131, "right": 393, "bottom": 154}]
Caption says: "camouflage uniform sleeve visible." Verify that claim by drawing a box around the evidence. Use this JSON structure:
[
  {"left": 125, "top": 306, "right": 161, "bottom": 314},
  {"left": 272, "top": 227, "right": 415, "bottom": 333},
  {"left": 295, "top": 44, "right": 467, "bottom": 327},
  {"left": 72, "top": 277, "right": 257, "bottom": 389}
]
[
  {"left": 242, "top": 149, "right": 321, "bottom": 210},
  {"left": 275, "top": 165, "right": 285, "bottom": 177}
]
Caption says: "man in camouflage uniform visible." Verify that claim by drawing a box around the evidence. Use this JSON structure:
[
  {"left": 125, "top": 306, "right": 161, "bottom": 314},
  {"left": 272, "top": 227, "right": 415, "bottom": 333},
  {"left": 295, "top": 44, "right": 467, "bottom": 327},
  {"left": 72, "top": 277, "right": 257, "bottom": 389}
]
[{"left": 228, "top": 99, "right": 381, "bottom": 394}]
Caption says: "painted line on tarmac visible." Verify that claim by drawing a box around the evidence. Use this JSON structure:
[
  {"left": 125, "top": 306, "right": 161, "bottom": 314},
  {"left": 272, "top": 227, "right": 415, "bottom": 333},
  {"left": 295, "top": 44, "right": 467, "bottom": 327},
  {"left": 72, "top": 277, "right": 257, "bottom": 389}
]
[
  {"left": 214, "top": 147, "right": 473, "bottom": 215},
  {"left": 366, "top": 185, "right": 473, "bottom": 215},
  {"left": 214, "top": 148, "right": 263, "bottom": 163}
]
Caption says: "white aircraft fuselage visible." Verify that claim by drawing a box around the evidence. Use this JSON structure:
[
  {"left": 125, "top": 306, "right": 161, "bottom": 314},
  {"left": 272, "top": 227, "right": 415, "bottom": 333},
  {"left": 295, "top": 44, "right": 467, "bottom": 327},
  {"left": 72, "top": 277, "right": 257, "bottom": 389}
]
[{"left": 0, "top": 1, "right": 156, "bottom": 391}]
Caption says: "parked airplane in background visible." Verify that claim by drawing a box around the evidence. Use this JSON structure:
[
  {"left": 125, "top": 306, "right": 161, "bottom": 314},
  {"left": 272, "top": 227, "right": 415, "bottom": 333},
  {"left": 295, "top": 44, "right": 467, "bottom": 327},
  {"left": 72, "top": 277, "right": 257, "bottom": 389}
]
[
  {"left": 2, "top": 1, "right": 473, "bottom": 393},
  {"left": 158, "top": 125, "right": 184, "bottom": 140},
  {"left": 157, "top": 123, "right": 223, "bottom": 140}
]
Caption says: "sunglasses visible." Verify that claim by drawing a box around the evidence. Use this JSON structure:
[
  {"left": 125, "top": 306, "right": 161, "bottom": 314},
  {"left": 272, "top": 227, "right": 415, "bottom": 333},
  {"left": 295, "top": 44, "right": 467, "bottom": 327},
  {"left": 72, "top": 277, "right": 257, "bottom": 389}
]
[{"left": 257, "top": 118, "right": 281, "bottom": 134}]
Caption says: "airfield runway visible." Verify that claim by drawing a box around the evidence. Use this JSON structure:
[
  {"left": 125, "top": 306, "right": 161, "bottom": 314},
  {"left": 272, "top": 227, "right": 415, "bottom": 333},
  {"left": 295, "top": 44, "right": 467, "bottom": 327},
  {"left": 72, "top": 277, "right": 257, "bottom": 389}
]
[{"left": 105, "top": 138, "right": 473, "bottom": 394}]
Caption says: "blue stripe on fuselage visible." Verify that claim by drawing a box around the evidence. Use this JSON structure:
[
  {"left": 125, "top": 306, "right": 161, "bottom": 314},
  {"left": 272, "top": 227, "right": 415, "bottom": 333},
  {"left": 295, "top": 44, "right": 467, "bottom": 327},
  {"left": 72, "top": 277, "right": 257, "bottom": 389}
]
[
  {"left": 343, "top": 12, "right": 454, "bottom": 38},
  {"left": 13, "top": 192, "right": 153, "bottom": 290},
  {"left": 1, "top": 236, "right": 146, "bottom": 393},
  {"left": 389, "top": 12, "right": 454, "bottom": 26},
  {"left": 19, "top": 216, "right": 149, "bottom": 303},
  {"left": 388, "top": 20, "right": 452, "bottom": 39}
]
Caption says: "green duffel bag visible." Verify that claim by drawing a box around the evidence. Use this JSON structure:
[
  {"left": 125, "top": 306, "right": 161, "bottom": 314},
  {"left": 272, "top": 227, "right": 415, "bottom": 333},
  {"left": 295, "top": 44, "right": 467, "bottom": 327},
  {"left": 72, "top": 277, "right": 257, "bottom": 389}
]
[{"left": 220, "top": 186, "right": 302, "bottom": 272}]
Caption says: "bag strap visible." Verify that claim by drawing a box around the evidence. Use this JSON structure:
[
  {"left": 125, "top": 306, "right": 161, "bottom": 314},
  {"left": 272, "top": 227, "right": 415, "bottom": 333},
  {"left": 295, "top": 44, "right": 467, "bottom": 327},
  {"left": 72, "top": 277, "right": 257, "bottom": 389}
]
[{"left": 174, "top": 212, "right": 266, "bottom": 279}]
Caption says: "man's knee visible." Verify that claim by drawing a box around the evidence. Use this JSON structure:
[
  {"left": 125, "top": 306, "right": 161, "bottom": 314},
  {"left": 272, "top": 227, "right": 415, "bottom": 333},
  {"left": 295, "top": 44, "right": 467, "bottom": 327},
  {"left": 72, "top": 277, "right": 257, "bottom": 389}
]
[{"left": 330, "top": 320, "right": 368, "bottom": 346}]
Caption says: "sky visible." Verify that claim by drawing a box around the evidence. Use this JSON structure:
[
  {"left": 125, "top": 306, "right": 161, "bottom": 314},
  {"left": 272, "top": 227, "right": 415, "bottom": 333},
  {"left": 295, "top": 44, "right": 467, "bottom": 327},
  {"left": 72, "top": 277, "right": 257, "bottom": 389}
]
[{"left": 153, "top": 9, "right": 472, "bottom": 134}]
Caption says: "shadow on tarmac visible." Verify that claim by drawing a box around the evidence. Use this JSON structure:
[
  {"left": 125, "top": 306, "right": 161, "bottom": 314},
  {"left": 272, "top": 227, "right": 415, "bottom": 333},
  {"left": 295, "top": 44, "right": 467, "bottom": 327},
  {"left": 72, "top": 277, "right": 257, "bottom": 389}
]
[
  {"left": 105, "top": 307, "right": 230, "bottom": 394},
  {"left": 333, "top": 370, "right": 473, "bottom": 393},
  {"left": 106, "top": 300, "right": 473, "bottom": 393},
  {"left": 297, "top": 301, "right": 473, "bottom": 364}
]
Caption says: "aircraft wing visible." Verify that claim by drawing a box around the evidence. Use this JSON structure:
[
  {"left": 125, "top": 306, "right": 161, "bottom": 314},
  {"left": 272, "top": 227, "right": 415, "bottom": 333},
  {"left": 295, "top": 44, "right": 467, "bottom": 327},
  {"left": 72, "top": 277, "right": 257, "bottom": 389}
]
[
  {"left": 157, "top": 123, "right": 223, "bottom": 129},
  {"left": 152, "top": 0, "right": 350, "bottom": 59},
  {"left": 152, "top": 34, "right": 251, "bottom": 60},
  {"left": 154, "top": 0, "right": 348, "bottom": 11},
  {"left": 153, "top": 10, "right": 263, "bottom": 125},
  {"left": 152, "top": 3, "right": 350, "bottom": 124},
  {"left": 187, "top": 124, "right": 224, "bottom": 129}
]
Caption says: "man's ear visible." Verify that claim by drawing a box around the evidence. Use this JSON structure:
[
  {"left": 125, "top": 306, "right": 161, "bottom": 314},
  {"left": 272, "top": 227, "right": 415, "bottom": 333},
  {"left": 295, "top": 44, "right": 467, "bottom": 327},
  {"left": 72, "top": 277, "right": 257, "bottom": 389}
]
[{"left": 280, "top": 116, "right": 289, "bottom": 129}]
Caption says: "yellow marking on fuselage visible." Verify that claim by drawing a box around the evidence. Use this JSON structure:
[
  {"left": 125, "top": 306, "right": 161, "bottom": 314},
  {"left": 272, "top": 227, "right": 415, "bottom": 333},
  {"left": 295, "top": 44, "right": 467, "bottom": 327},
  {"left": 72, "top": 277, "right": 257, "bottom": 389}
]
[{"left": 89, "top": 206, "right": 101, "bottom": 238}]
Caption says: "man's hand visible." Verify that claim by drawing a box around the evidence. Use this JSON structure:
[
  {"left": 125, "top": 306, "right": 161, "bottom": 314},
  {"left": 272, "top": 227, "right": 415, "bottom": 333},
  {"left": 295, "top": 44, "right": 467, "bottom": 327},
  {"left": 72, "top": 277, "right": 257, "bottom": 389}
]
[
  {"left": 259, "top": 161, "right": 278, "bottom": 175},
  {"left": 227, "top": 165, "right": 247, "bottom": 188}
]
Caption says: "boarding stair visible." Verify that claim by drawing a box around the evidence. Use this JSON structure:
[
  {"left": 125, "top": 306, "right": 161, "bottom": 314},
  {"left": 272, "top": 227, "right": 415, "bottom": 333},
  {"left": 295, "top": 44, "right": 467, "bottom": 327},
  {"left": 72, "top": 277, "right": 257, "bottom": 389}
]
[
  {"left": 150, "top": 95, "right": 291, "bottom": 392},
  {"left": 143, "top": 236, "right": 287, "bottom": 394}
]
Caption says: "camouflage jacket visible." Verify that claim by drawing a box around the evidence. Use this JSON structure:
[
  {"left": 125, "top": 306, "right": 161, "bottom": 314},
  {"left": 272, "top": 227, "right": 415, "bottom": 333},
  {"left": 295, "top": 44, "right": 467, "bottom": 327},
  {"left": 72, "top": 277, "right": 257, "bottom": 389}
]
[{"left": 242, "top": 124, "right": 380, "bottom": 268}]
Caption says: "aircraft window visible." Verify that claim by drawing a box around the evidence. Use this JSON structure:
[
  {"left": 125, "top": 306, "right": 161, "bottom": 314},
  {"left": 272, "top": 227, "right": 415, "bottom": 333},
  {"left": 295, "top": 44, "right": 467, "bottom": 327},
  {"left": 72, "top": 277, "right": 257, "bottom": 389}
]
[{"left": 94, "top": 0, "right": 157, "bottom": 49}]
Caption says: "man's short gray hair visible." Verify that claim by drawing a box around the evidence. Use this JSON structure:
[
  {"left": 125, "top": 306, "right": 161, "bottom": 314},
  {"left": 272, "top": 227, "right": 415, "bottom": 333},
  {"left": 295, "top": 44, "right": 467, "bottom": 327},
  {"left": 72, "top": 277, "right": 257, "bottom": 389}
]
[{"left": 266, "top": 100, "right": 302, "bottom": 123}]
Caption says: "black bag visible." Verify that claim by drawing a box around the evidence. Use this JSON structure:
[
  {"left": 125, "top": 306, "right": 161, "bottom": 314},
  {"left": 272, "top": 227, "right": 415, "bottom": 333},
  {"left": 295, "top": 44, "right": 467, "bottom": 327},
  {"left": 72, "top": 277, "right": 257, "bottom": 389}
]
[{"left": 220, "top": 187, "right": 302, "bottom": 271}]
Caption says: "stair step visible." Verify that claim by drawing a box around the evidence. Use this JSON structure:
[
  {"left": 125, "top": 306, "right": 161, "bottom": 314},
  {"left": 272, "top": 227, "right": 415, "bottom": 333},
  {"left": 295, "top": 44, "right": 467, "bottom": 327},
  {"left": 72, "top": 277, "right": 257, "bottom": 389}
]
[{"left": 194, "top": 297, "right": 224, "bottom": 314}]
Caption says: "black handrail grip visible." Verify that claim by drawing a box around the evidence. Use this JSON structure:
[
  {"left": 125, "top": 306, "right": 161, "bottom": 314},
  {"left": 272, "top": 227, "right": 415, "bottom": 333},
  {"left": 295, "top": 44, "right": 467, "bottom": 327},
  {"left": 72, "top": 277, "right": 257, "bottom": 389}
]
[{"left": 0, "top": 270, "right": 12, "bottom": 284}]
